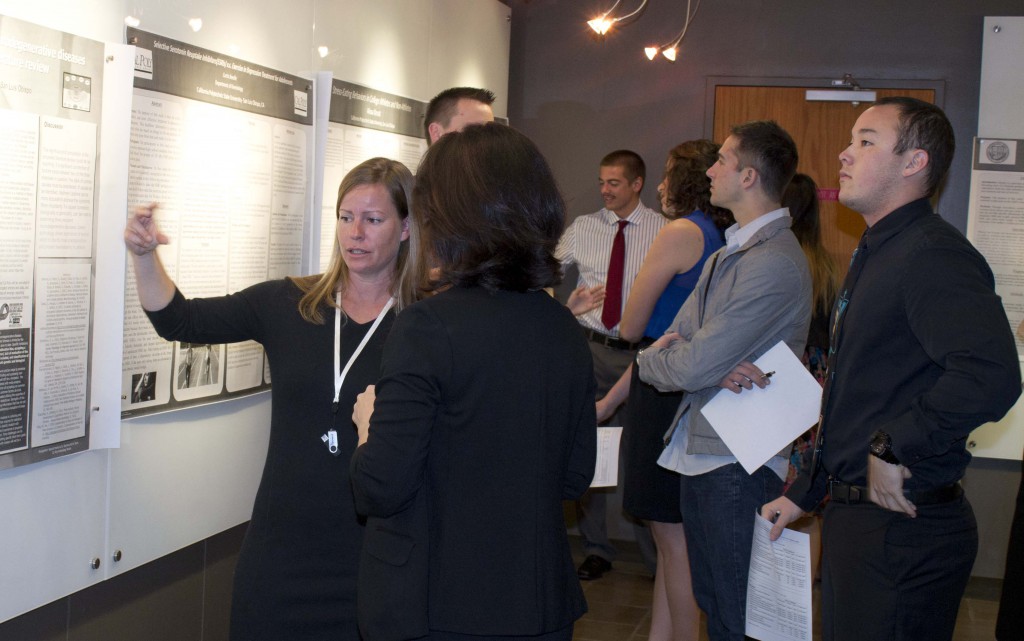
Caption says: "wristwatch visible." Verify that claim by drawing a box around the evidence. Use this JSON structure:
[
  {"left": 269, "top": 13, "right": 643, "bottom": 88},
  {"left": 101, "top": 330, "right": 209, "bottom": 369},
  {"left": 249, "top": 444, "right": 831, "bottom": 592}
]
[
  {"left": 634, "top": 347, "right": 647, "bottom": 366},
  {"left": 869, "top": 430, "right": 901, "bottom": 465}
]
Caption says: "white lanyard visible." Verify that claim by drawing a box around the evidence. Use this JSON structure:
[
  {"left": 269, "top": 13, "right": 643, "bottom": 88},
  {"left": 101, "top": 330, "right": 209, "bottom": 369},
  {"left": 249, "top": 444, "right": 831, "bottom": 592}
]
[{"left": 332, "top": 293, "right": 394, "bottom": 413}]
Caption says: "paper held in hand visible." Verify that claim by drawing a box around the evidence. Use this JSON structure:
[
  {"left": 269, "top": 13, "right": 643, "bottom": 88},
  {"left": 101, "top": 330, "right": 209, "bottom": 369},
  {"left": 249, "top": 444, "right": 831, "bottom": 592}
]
[
  {"left": 700, "top": 341, "right": 822, "bottom": 475},
  {"left": 745, "top": 511, "right": 813, "bottom": 641},
  {"left": 591, "top": 426, "right": 623, "bottom": 487}
]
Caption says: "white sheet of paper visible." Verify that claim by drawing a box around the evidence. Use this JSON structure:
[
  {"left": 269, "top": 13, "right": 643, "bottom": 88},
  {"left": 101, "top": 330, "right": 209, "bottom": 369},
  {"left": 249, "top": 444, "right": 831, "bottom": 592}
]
[
  {"left": 746, "top": 512, "right": 813, "bottom": 641},
  {"left": 700, "top": 341, "right": 822, "bottom": 474},
  {"left": 590, "top": 426, "right": 622, "bottom": 488}
]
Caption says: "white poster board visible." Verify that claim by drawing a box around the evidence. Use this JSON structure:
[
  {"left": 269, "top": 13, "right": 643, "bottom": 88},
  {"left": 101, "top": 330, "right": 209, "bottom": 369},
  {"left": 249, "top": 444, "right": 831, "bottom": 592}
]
[
  {"left": 965, "top": 16, "right": 1024, "bottom": 461},
  {"left": 119, "top": 28, "right": 312, "bottom": 419},
  {"left": 0, "top": 13, "right": 121, "bottom": 469}
]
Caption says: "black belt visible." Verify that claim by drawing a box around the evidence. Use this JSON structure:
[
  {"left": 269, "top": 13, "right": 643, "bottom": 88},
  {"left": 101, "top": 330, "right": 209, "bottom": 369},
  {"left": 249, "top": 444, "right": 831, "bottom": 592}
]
[
  {"left": 827, "top": 479, "right": 963, "bottom": 506},
  {"left": 582, "top": 327, "right": 641, "bottom": 351}
]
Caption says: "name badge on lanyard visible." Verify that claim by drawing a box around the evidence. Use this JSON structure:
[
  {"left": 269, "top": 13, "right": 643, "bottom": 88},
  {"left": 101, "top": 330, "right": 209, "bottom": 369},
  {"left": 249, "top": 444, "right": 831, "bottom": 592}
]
[{"left": 321, "top": 294, "right": 394, "bottom": 456}]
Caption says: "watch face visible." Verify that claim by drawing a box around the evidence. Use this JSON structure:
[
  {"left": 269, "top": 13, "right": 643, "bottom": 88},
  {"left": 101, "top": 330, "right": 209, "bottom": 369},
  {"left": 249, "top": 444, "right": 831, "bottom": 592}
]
[{"left": 869, "top": 433, "right": 899, "bottom": 464}]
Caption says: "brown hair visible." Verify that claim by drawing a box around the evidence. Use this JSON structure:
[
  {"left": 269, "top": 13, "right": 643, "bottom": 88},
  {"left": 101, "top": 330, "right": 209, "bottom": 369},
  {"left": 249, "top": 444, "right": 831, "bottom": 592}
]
[
  {"left": 874, "top": 96, "right": 954, "bottom": 198},
  {"left": 414, "top": 123, "right": 564, "bottom": 292},
  {"left": 731, "top": 120, "right": 799, "bottom": 202},
  {"left": 662, "top": 139, "right": 733, "bottom": 230},
  {"left": 784, "top": 173, "right": 839, "bottom": 317},
  {"left": 291, "top": 157, "right": 418, "bottom": 323},
  {"left": 423, "top": 87, "right": 496, "bottom": 141},
  {"left": 601, "top": 149, "right": 646, "bottom": 184}
]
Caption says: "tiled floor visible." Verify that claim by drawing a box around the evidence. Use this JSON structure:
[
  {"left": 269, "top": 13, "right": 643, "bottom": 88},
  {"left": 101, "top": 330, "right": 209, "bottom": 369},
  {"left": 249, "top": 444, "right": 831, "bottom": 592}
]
[{"left": 570, "top": 538, "right": 1004, "bottom": 641}]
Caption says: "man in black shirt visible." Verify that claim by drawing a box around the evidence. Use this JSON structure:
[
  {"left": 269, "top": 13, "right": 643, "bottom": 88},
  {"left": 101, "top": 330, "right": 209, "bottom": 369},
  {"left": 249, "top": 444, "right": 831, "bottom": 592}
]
[{"left": 763, "top": 97, "right": 1021, "bottom": 640}]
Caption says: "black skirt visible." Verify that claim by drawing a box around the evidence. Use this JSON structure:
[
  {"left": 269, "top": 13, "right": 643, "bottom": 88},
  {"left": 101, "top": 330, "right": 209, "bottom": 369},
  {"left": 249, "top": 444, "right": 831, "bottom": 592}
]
[{"left": 621, "top": 362, "right": 684, "bottom": 523}]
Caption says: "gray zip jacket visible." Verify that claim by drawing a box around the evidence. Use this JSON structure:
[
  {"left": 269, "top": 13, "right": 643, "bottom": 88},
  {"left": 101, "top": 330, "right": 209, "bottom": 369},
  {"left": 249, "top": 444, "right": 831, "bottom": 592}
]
[{"left": 637, "top": 214, "right": 811, "bottom": 457}]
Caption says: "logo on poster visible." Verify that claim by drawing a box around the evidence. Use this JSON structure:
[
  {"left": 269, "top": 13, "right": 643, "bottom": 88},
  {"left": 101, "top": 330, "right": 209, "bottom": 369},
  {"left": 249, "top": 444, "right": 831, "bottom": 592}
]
[
  {"left": 986, "top": 141, "right": 1011, "bottom": 164},
  {"left": 134, "top": 47, "right": 154, "bottom": 80}
]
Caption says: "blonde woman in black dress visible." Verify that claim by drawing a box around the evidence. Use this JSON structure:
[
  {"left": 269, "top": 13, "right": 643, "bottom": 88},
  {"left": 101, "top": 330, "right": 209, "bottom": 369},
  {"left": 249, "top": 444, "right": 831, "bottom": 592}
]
[{"left": 124, "top": 157, "right": 417, "bottom": 641}]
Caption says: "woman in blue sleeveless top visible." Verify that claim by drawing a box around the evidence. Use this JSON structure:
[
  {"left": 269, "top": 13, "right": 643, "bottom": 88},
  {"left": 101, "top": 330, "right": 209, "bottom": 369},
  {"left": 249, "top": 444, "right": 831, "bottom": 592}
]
[{"left": 596, "top": 140, "right": 732, "bottom": 641}]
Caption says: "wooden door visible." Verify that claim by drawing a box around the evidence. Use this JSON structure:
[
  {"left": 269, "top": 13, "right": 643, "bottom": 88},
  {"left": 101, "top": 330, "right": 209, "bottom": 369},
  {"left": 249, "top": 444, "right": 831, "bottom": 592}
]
[{"left": 712, "top": 86, "right": 935, "bottom": 276}]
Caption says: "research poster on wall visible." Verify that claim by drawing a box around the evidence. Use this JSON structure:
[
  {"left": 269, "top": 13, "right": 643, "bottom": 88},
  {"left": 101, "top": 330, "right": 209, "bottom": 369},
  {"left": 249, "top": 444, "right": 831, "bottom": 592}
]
[
  {"left": 966, "top": 137, "right": 1024, "bottom": 359},
  {"left": 0, "top": 14, "right": 107, "bottom": 469},
  {"left": 318, "top": 80, "right": 427, "bottom": 270},
  {"left": 120, "top": 28, "right": 312, "bottom": 419}
]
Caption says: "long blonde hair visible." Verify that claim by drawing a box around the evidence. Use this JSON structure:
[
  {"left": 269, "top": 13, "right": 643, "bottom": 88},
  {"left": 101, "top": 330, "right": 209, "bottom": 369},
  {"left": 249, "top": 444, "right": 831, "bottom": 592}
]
[
  {"left": 292, "top": 157, "right": 418, "bottom": 324},
  {"left": 784, "top": 174, "right": 839, "bottom": 317}
]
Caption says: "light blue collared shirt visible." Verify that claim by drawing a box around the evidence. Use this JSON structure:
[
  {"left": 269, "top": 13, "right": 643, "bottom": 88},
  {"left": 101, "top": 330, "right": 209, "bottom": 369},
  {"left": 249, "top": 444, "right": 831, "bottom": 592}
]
[{"left": 723, "top": 207, "right": 789, "bottom": 256}]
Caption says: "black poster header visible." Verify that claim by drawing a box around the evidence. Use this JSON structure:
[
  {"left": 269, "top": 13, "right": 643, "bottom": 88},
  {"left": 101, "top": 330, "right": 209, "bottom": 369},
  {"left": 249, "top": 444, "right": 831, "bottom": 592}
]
[
  {"left": 974, "top": 139, "right": 1024, "bottom": 173},
  {"left": 127, "top": 28, "right": 311, "bottom": 125},
  {"left": 328, "top": 79, "right": 426, "bottom": 139}
]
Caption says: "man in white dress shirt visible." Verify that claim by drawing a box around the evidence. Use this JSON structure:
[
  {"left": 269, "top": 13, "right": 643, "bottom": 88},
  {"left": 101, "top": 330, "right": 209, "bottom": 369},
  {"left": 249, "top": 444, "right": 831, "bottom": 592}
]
[{"left": 556, "top": 149, "right": 665, "bottom": 580}]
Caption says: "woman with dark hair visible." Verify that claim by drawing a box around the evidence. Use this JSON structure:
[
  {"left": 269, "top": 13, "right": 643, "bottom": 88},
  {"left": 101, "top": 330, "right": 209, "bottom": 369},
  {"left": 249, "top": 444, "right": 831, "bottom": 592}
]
[
  {"left": 595, "top": 140, "right": 732, "bottom": 641},
  {"left": 351, "top": 123, "right": 596, "bottom": 641},
  {"left": 781, "top": 173, "right": 839, "bottom": 579},
  {"left": 784, "top": 173, "right": 839, "bottom": 397},
  {"left": 124, "top": 157, "right": 417, "bottom": 641}
]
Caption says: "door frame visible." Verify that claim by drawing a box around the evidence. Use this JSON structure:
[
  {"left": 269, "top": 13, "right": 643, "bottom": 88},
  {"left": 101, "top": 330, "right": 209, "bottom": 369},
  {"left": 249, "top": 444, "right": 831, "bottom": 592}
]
[{"left": 702, "top": 76, "right": 946, "bottom": 138}]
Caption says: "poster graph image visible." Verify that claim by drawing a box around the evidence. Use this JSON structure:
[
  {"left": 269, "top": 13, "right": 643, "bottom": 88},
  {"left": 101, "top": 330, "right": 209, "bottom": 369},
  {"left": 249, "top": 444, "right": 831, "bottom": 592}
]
[{"left": 120, "top": 29, "right": 312, "bottom": 419}]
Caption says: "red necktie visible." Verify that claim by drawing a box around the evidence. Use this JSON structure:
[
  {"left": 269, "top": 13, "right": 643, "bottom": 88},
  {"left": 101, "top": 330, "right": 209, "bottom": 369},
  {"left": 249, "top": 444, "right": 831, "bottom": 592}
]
[{"left": 601, "top": 220, "right": 628, "bottom": 329}]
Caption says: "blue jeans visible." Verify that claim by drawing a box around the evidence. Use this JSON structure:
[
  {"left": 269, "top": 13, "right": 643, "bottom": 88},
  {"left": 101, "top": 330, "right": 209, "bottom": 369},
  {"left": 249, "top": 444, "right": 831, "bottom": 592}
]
[{"left": 680, "top": 463, "right": 782, "bottom": 641}]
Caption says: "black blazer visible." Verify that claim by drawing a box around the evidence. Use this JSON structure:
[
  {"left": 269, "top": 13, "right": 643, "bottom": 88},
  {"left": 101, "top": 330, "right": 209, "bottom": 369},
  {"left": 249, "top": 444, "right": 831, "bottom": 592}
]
[
  {"left": 351, "top": 287, "right": 596, "bottom": 640},
  {"left": 355, "top": 495, "right": 429, "bottom": 641}
]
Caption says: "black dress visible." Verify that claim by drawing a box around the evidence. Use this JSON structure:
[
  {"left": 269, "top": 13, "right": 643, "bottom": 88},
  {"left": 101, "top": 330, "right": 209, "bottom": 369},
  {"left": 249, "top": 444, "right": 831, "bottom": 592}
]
[
  {"left": 621, "top": 363, "right": 684, "bottom": 522},
  {"left": 146, "top": 279, "right": 393, "bottom": 641},
  {"left": 620, "top": 213, "right": 725, "bottom": 523}
]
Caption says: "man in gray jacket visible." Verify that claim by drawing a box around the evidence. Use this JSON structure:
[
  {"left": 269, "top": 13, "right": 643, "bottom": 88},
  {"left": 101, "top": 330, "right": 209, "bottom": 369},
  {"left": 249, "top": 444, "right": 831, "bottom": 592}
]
[{"left": 636, "top": 120, "right": 811, "bottom": 641}]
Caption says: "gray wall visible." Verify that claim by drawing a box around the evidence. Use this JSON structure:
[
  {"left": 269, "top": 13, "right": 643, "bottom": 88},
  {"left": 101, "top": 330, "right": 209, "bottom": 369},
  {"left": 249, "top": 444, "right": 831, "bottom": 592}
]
[
  {"left": 507, "top": 0, "right": 1024, "bottom": 577},
  {"left": 508, "top": 0, "right": 1024, "bottom": 227}
]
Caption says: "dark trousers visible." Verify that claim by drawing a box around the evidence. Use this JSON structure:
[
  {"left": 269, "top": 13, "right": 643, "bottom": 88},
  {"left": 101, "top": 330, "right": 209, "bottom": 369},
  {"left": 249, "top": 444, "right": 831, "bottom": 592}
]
[
  {"left": 997, "top": 462, "right": 1024, "bottom": 641},
  {"left": 681, "top": 462, "right": 782, "bottom": 641},
  {"left": 821, "top": 496, "right": 977, "bottom": 641},
  {"left": 576, "top": 341, "right": 660, "bottom": 570},
  {"left": 422, "top": 622, "right": 573, "bottom": 641}
]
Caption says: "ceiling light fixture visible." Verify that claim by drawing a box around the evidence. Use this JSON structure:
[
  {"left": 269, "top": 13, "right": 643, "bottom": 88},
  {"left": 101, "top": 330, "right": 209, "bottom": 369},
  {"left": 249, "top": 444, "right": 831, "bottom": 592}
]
[
  {"left": 643, "top": 0, "right": 704, "bottom": 62},
  {"left": 587, "top": 0, "right": 649, "bottom": 36},
  {"left": 317, "top": 46, "right": 329, "bottom": 59},
  {"left": 188, "top": 18, "right": 203, "bottom": 32},
  {"left": 124, "top": 15, "right": 141, "bottom": 27}
]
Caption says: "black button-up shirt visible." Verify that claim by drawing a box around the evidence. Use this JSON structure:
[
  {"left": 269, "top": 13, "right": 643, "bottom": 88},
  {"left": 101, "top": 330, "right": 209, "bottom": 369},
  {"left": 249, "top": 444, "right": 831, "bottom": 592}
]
[{"left": 787, "top": 198, "right": 1021, "bottom": 511}]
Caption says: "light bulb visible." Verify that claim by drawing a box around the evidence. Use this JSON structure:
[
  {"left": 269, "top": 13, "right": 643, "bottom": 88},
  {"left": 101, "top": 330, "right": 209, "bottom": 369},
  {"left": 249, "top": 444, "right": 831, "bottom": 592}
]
[
  {"left": 587, "top": 17, "right": 613, "bottom": 35},
  {"left": 188, "top": 18, "right": 202, "bottom": 32},
  {"left": 317, "top": 46, "right": 329, "bottom": 59},
  {"left": 662, "top": 47, "right": 677, "bottom": 62},
  {"left": 124, "top": 15, "right": 141, "bottom": 27},
  {"left": 644, "top": 47, "right": 659, "bottom": 60}
]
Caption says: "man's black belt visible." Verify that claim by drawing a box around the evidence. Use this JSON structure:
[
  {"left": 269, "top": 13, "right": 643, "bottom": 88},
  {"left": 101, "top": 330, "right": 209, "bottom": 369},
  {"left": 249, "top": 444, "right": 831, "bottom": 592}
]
[
  {"left": 827, "top": 478, "right": 963, "bottom": 506},
  {"left": 582, "top": 327, "right": 641, "bottom": 351}
]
